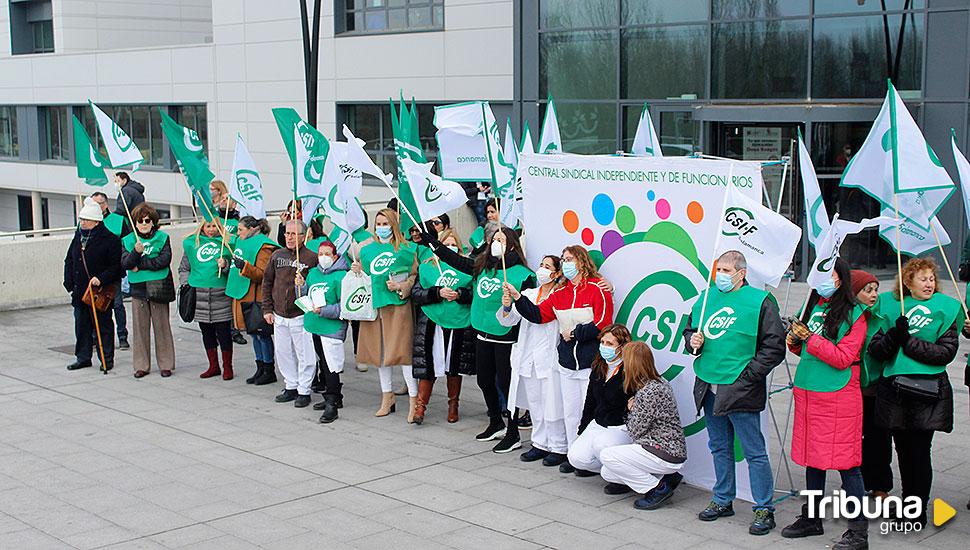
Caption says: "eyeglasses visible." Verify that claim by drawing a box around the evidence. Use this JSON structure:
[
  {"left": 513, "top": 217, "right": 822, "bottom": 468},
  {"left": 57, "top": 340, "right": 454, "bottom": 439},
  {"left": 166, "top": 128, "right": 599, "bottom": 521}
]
[{"left": 432, "top": 220, "right": 443, "bottom": 227}]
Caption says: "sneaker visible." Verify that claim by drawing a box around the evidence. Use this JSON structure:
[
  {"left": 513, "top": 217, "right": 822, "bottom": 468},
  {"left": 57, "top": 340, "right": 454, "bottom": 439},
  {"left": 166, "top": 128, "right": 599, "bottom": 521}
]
[
  {"left": 492, "top": 434, "right": 521, "bottom": 454},
  {"left": 117, "top": 338, "right": 130, "bottom": 351},
  {"left": 832, "top": 524, "right": 868, "bottom": 550},
  {"left": 604, "top": 483, "right": 632, "bottom": 495},
  {"left": 520, "top": 447, "right": 549, "bottom": 462},
  {"left": 542, "top": 453, "right": 567, "bottom": 467},
  {"left": 356, "top": 363, "right": 368, "bottom": 372},
  {"left": 475, "top": 420, "right": 506, "bottom": 441},
  {"left": 635, "top": 484, "right": 675, "bottom": 510},
  {"left": 518, "top": 411, "right": 532, "bottom": 430},
  {"left": 698, "top": 501, "right": 735, "bottom": 521},
  {"left": 749, "top": 509, "right": 776, "bottom": 536},
  {"left": 275, "top": 389, "right": 298, "bottom": 403},
  {"left": 781, "top": 504, "right": 824, "bottom": 538},
  {"left": 574, "top": 468, "right": 596, "bottom": 478},
  {"left": 294, "top": 394, "right": 311, "bottom": 408},
  {"left": 559, "top": 462, "right": 576, "bottom": 474}
]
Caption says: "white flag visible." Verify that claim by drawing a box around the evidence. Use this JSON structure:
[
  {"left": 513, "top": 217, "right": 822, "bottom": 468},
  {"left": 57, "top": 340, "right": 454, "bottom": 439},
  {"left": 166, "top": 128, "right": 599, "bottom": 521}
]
[
  {"left": 806, "top": 216, "right": 898, "bottom": 290},
  {"left": 715, "top": 182, "right": 802, "bottom": 289},
  {"left": 879, "top": 209, "right": 948, "bottom": 257},
  {"left": 538, "top": 96, "right": 563, "bottom": 154},
  {"left": 320, "top": 140, "right": 366, "bottom": 235},
  {"left": 520, "top": 121, "right": 535, "bottom": 155},
  {"left": 90, "top": 101, "right": 143, "bottom": 171},
  {"left": 293, "top": 120, "right": 330, "bottom": 200},
  {"left": 630, "top": 104, "right": 663, "bottom": 157},
  {"left": 229, "top": 135, "right": 266, "bottom": 219},
  {"left": 433, "top": 102, "right": 491, "bottom": 181},
  {"left": 482, "top": 103, "right": 519, "bottom": 226},
  {"left": 400, "top": 158, "right": 469, "bottom": 221},
  {"left": 951, "top": 131, "right": 970, "bottom": 232},
  {"left": 840, "top": 83, "right": 953, "bottom": 230},
  {"left": 504, "top": 118, "right": 519, "bottom": 170},
  {"left": 302, "top": 195, "right": 324, "bottom": 226},
  {"left": 798, "top": 131, "right": 830, "bottom": 249}
]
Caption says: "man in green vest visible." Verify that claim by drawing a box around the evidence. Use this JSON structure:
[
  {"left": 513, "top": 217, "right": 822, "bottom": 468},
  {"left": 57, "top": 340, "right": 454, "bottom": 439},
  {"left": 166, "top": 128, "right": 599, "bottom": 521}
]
[
  {"left": 91, "top": 192, "right": 131, "bottom": 350},
  {"left": 684, "top": 250, "right": 786, "bottom": 536}
]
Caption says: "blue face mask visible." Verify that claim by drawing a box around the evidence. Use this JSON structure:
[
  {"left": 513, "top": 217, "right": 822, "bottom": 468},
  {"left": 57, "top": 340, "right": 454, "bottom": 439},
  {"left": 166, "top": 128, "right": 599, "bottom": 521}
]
[
  {"left": 375, "top": 226, "right": 392, "bottom": 240},
  {"left": 817, "top": 278, "right": 838, "bottom": 299},
  {"left": 599, "top": 344, "right": 618, "bottom": 363},
  {"left": 562, "top": 261, "right": 578, "bottom": 280},
  {"left": 715, "top": 272, "right": 736, "bottom": 292}
]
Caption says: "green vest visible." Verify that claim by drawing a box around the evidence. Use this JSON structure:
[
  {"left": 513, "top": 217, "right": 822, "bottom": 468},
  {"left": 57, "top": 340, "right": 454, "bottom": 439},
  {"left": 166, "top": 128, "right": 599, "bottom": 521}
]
[
  {"left": 469, "top": 226, "right": 485, "bottom": 250},
  {"left": 416, "top": 245, "right": 434, "bottom": 264},
  {"left": 303, "top": 267, "right": 345, "bottom": 335},
  {"left": 103, "top": 212, "right": 127, "bottom": 237},
  {"left": 470, "top": 264, "right": 534, "bottom": 336},
  {"left": 861, "top": 293, "right": 893, "bottom": 388},
  {"left": 883, "top": 292, "right": 963, "bottom": 377},
  {"left": 224, "top": 218, "right": 239, "bottom": 236},
  {"left": 689, "top": 285, "right": 768, "bottom": 385},
  {"left": 183, "top": 235, "right": 230, "bottom": 289},
  {"left": 359, "top": 241, "right": 417, "bottom": 309},
  {"left": 418, "top": 260, "right": 473, "bottom": 329},
  {"left": 122, "top": 230, "right": 170, "bottom": 283},
  {"left": 793, "top": 303, "right": 866, "bottom": 392},
  {"left": 225, "top": 235, "right": 278, "bottom": 300}
]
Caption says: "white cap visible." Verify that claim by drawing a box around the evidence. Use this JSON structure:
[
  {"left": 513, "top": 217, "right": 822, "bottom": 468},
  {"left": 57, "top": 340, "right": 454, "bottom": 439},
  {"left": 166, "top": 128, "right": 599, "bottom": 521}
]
[{"left": 78, "top": 197, "right": 104, "bottom": 222}]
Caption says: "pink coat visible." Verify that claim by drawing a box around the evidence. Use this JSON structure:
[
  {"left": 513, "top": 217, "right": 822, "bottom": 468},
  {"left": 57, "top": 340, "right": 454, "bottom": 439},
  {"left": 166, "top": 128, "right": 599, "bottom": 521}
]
[{"left": 790, "top": 315, "right": 868, "bottom": 471}]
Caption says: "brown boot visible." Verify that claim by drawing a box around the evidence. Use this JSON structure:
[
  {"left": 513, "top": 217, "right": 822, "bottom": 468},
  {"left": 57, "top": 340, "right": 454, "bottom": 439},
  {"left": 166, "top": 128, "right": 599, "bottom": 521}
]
[
  {"left": 414, "top": 379, "right": 434, "bottom": 425},
  {"left": 446, "top": 375, "right": 461, "bottom": 423},
  {"left": 407, "top": 396, "right": 418, "bottom": 424},
  {"left": 375, "top": 392, "right": 396, "bottom": 417},
  {"left": 221, "top": 349, "right": 233, "bottom": 381}
]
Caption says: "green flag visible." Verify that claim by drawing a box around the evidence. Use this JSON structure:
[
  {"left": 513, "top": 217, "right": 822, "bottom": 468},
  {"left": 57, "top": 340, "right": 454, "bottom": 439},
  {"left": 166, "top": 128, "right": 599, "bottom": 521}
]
[
  {"left": 158, "top": 109, "right": 216, "bottom": 220},
  {"left": 72, "top": 115, "right": 108, "bottom": 186},
  {"left": 390, "top": 95, "right": 424, "bottom": 234}
]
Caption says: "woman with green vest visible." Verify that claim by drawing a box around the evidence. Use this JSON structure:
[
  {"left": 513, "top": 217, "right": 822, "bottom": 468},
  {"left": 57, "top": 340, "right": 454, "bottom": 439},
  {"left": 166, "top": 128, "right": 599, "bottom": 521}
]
[
  {"left": 120, "top": 203, "right": 175, "bottom": 378},
  {"left": 303, "top": 240, "right": 350, "bottom": 424},
  {"left": 411, "top": 228, "right": 476, "bottom": 425},
  {"left": 468, "top": 198, "right": 499, "bottom": 253},
  {"left": 419, "top": 226, "right": 536, "bottom": 450},
  {"left": 227, "top": 216, "right": 279, "bottom": 385},
  {"left": 209, "top": 180, "right": 240, "bottom": 236},
  {"left": 782, "top": 259, "right": 869, "bottom": 549},
  {"left": 352, "top": 208, "right": 419, "bottom": 420},
  {"left": 867, "top": 257, "right": 961, "bottom": 529},
  {"left": 179, "top": 219, "right": 234, "bottom": 380}
]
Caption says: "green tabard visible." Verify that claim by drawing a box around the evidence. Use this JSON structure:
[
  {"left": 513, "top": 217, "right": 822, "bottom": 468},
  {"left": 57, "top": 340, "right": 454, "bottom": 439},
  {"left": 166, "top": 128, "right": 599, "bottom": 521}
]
[
  {"left": 359, "top": 241, "right": 417, "bottom": 309},
  {"left": 103, "top": 212, "right": 127, "bottom": 237},
  {"left": 882, "top": 292, "right": 963, "bottom": 377},
  {"left": 122, "top": 230, "right": 170, "bottom": 283},
  {"left": 689, "top": 285, "right": 768, "bottom": 385},
  {"left": 793, "top": 303, "right": 866, "bottom": 392},
  {"left": 225, "top": 235, "right": 278, "bottom": 300},
  {"left": 183, "top": 235, "right": 230, "bottom": 289},
  {"left": 303, "top": 267, "right": 345, "bottom": 335},
  {"left": 470, "top": 264, "right": 534, "bottom": 336},
  {"left": 418, "top": 260, "right": 473, "bottom": 329}
]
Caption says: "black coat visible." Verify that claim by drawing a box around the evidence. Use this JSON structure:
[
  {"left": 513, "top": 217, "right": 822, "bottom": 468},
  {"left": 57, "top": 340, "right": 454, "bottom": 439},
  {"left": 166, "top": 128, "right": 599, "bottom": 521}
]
[
  {"left": 114, "top": 180, "right": 145, "bottom": 216},
  {"left": 120, "top": 231, "right": 174, "bottom": 302},
  {"left": 579, "top": 364, "right": 635, "bottom": 433},
  {"left": 410, "top": 277, "right": 476, "bottom": 379},
  {"left": 867, "top": 324, "right": 958, "bottom": 432},
  {"left": 63, "top": 223, "right": 123, "bottom": 307},
  {"left": 683, "top": 290, "right": 786, "bottom": 416}
]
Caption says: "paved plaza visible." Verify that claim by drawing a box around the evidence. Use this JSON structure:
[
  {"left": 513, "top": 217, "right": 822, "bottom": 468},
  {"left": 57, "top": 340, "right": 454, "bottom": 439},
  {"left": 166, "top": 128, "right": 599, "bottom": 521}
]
[{"left": 1, "top": 285, "right": 969, "bottom": 549}]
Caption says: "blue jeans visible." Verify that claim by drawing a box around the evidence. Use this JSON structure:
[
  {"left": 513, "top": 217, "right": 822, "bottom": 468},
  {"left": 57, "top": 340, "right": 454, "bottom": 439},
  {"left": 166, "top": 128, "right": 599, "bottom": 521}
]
[
  {"left": 113, "top": 285, "right": 128, "bottom": 340},
  {"left": 703, "top": 389, "right": 774, "bottom": 511},
  {"left": 472, "top": 199, "right": 487, "bottom": 226},
  {"left": 252, "top": 333, "right": 274, "bottom": 363}
]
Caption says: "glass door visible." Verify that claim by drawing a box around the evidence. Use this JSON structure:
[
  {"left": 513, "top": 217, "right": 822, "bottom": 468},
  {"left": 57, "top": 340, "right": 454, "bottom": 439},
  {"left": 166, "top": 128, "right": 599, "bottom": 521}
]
[{"left": 714, "top": 122, "right": 801, "bottom": 219}]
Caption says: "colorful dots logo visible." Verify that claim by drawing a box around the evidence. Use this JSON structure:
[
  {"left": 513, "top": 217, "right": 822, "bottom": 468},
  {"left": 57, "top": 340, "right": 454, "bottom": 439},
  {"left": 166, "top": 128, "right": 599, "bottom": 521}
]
[
  {"left": 655, "top": 198, "right": 671, "bottom": 220},
  {"left": 562, "top": 210, "right": 579, "bottom": 234},
  {"left": 687, "top": 201, "right": 704, "bottom": 224}
]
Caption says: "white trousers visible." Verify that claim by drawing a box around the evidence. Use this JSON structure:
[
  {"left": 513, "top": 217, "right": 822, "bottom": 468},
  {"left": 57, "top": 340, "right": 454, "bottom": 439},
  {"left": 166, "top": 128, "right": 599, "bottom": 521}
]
[
  {"left": 274, "top": 315, "right": 315, "bottom": 395},
  {"left": 378, "top": 365, "right": 417, "bottom": 396},
  {"left": 431, "top": 325, "right": 453, "bottom": 378},
  {"left": 521, "top": 374, "right": 568, "bottom": 454},
  {"left": 558, "top": 366, "right": 592, "bottom": 448},
  {"left": 567, "top": 422, "right": 632, "bottom": 473},
  {"left": 600, "top": 444, "right": 685, "bottom": 494},
  {"left": 317, "top": 335, "right": 345, "bottom": 374}
]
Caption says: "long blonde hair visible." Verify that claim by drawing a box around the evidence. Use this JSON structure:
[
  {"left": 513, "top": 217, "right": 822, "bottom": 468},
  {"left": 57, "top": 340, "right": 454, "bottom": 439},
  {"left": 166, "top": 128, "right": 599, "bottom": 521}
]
[
  {"left": 193, "top": 218, "right": 225, "bottom": 246},
  {"left": 436, "top": 228, "right": 465, "bottom": 258},
  {"left": 374, "top": 208, "right": 407, "bottom": 250}
]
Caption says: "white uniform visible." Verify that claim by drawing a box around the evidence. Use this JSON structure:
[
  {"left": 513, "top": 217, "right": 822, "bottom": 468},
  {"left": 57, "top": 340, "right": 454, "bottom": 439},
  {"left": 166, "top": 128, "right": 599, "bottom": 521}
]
[{"left": 274, "top": 314, "right": 316, "bottom": 395}]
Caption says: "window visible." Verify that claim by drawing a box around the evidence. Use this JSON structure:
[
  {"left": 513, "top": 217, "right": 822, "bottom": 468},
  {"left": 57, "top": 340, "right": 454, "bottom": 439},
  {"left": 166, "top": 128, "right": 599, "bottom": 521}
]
[
  {"left": 712, "top": 19, "right": 809, "bottom": 99},
  {"left": 9, "top": 0, "right": 54, "bottom": 55},
  {"left": 712, "top": 0, "right": 809, "bottom": 20},
  {"left": 622, "top": 0, "right": 707, "bottom": 25},
  {"left": 76, "top": 104, "right": 206, "bottom": 168},
  {"left": 338, "top": 103, "right": 442, "bottom": 179},
  {"left": 31, "top": 19, "right": 53, "bottom": 53},
  {"left": 540, "top": 0, "right": 617, "bottom": 30},
  {"left": 40, "top": 106, "right": 69, "bottom": 161},
  {"left": 340, "top": 0, "right": 443, "bottom": 34},
  {"left": 814, "top": 0, "right": 925, "bottom": 16},
  {"left": 621, "top": 25, "right": 707, "bottom": 100},
  {"left": 0, "top": 106, "right": 18, "bottom": 158},
  {"left": 553, "top": 102, "right": 616, "bottom": 155},
  {"left": 540, "top": 31, "right": 617, "bottom": 100},
  {"left": 17, "top": 195, "right": 49, "bottom": 231}
]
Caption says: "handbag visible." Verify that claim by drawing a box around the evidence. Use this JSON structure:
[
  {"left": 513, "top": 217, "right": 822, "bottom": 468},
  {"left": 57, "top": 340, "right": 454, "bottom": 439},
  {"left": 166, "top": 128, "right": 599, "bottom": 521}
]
[
  {"left": 241, "top": 301, "right": 273, "bottom": 336},
  {"left": 340, "top": 272, "right": 377, "bottom": 321},
  {"left": 892, "top": 374, "right": 943, "bottom": 402},
  {"left": 79, "top": 247, "right": 117, "bottom": 312},
  {"left": 146, "top": 274, "right": 176, "bottom": 303},
  {"left": 178, "top": 284, "right": 197, "bottom": 322}
]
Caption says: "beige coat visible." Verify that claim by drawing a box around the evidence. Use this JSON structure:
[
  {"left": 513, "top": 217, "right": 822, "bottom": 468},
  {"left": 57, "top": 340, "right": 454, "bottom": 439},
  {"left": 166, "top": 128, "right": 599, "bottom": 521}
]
[{"left": 356, "top": 256, "right": 417, "bottom": 367}]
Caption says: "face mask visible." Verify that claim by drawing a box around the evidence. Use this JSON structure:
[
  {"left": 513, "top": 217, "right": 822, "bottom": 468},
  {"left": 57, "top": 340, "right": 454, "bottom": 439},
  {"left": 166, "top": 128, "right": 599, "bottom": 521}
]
[
  {"left": 715, "top": 272, "right": 736, "bottom": 292},
  {"left": 562, "top": 261, "right": 578, "bottom": 280},
  {"left": 375, "top": 226, "right": 392, "bottom": 240},
  {"left": 536, "top": 267, "right": 553, "bottom": 285},
  {"left": 817, "top": 278, "right": 838, "bottom": 299},
  {"left": 446, "top": 245, "right": 459, "bottom": 254},
  {"left": 318, "top": 256, "right": 334, "bottom": 270},
  {"left": 599, "top": 344, "right": 618, "bottom": 363},
  {"left": 490, "top": 240, "right": 505, "bottom": 258}
]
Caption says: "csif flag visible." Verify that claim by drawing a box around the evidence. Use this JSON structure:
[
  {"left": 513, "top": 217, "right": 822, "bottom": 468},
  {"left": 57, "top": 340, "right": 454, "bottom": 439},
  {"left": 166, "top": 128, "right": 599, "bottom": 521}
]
[
  {"left": 90, "top": 101, "right": 144, "bottom": 171},
  {"left": 806, "top": 216, "right": 898, "bottom": 290},
  {"left": 400, "top": 158, "right": 469, "bottom": 222},
  {"left": 229, "top": 134, "right": 266, "bottom": 219},
  {"left": 390, "top": 95, "right": 424, "bottom": 233},
  {"left": 951, "top": 130, "right": 970, "bottom": 232},
  {"left": 72, "top": 115, "right": 109, "bottom": 186},
  {"left": 537, "top": 95, "right": 563, "bottom": 154},
  {"left": 715, "top": 181, "right": 802, "bottom": 289},
  {"left": 292, "top": 119, "right": 331, "bottom": 200},
  {"left": 879, "top": 207, "right": 948, "bottom": 256},
  {"left": 630, "top": 104, "right": 663, "bottom": 157},
  {"left": 798, "top": 129, "right": 830, "bottom": 249},
  {"left": 433, "top": 101, "right": 491, "bottom": 181},
  {"left": 320, "top": 139, "right": 367, "bottom": 239},
  {"left": 158, "top": 109, "right": 215, "bottom": 220},
  {"left": 481, "top": 103, "right": 520, "bottom": 226},
  {"left": 520, "top": 120, "right": 535, "bottom": 155}
]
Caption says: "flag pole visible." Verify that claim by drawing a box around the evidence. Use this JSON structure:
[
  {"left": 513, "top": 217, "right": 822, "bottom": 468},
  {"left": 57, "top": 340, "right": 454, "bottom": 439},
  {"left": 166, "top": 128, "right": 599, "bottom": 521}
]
[
  {"left": 775, "top": 139, "right": 795, "bottom": 214},
  {"left": 219, "top": 197, "right": 232, "bottom": 257},
  {"left": 697, "top": 163, "right": 735, "bottom": 329},
  {"left": 892, "top": 194, "right": 905, "bottom": 317},
  {"left": 116, "top": 181, "right": 141, "bottom": 244},
  {"left": 930, "top": 222, "right": 970, "bottom": 324},
  {"left": 480, "top": 102, "right": 507, "bottom": 284}
]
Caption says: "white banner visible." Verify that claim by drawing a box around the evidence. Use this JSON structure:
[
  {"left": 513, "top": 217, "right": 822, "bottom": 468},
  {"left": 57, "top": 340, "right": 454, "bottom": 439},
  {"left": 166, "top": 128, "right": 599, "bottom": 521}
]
[
  {"left": 90, "top": 101, "right": 144, "bottom": 171},
  {"left": 434, "top": 102, "right": 491, "bottom": 181},
  {"left": 520, "top": 153, "right": 767, "bottom": 501}
]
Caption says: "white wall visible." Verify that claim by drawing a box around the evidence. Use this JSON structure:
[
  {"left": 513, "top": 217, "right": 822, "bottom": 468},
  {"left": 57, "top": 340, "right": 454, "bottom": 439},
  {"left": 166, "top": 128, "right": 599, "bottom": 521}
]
[{"left": 54, "top": 0, "right": 213, "bottom": 53}]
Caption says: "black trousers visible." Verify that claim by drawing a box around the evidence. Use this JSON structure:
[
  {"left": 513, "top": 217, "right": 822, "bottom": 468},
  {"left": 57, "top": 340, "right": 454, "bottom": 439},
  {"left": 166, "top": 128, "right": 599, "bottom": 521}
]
[
  {"left": 199, "top": 321, "right": 232, "bottom": 351},
  {"left": 312, "top": 334, "right": 342, "bottom": 399},
  {"left": 475, "top": 338, "right": 513, "bottom": 420},
  {"left": 894, "top": 429, "right": 935, "bottom": 522},
  {"left": 74, "top": 304, "right": 114, "bottom": 366},
  {"left": 861, "top": 393, "right": 894, "bottom": 493}
]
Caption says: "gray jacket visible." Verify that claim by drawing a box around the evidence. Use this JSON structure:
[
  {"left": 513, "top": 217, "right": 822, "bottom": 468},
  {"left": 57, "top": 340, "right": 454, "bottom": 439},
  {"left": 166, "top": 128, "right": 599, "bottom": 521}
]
[{"left": 178, "top": 254, "right": 232, "bottom": 324}]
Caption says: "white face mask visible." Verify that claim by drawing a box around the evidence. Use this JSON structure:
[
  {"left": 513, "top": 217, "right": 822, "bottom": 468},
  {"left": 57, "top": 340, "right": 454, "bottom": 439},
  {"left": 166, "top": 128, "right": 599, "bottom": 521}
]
[
  {"left": 446, "top": 245, "right": 459, "bottom": 254},
  {"left": 490, "top": 240, "right": 506, "bottom": 258},
  {"left": 536, "top": 267, "right": 553, "bottom": 285},
  {"left": 318, "top": 255, "right": 334, "bottom": 270}
]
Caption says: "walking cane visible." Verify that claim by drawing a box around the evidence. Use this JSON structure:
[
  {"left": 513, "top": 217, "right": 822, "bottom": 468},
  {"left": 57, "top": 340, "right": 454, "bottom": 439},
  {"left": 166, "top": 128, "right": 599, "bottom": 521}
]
[{"left": 88, "top": 280, "right": 109, "bottom": 375}]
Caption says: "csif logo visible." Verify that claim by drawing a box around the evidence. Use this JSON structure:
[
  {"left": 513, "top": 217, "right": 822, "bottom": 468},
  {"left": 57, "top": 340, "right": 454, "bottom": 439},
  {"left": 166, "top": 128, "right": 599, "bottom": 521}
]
[
  {"left": 234, "top": 170, "right": 263, "bottom": 201},
  {"left": 702, "top": 306, "right": 737, "bottom": 339},
  {"left": 424, "top": 177, "right": 442, "bottom": 202},
  {"left": 369, "top": 252, "right": 396, "bottom": 275},
  {"left": 183, "top": 128, "right": 203, "bottom": 152},
  {"left": 196, "top": 241, "right": 221, "bottom": 263},
  {"left": 476, "top": 276, "right": 502, "bottom": 299},
  {"left": 721, "top": 207, "right": 758, "bottom": 237},
  {"left": 345, "top": 285, "right": 370, "bottom": 311},
  {"left": 435, "top": 269, "right": 460, "bottom": 288},
  {"left": 807, "top": 310, "right": 826, "bottom": 333},
  {"left": 906, "top": 304, "right": 933, "bottom": 334},
  {"left": 89, "top": 145, "right": 103, "bottom": 168},
  {"left": 112, "top": 123, "right": 133, "bottom": 151}
]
